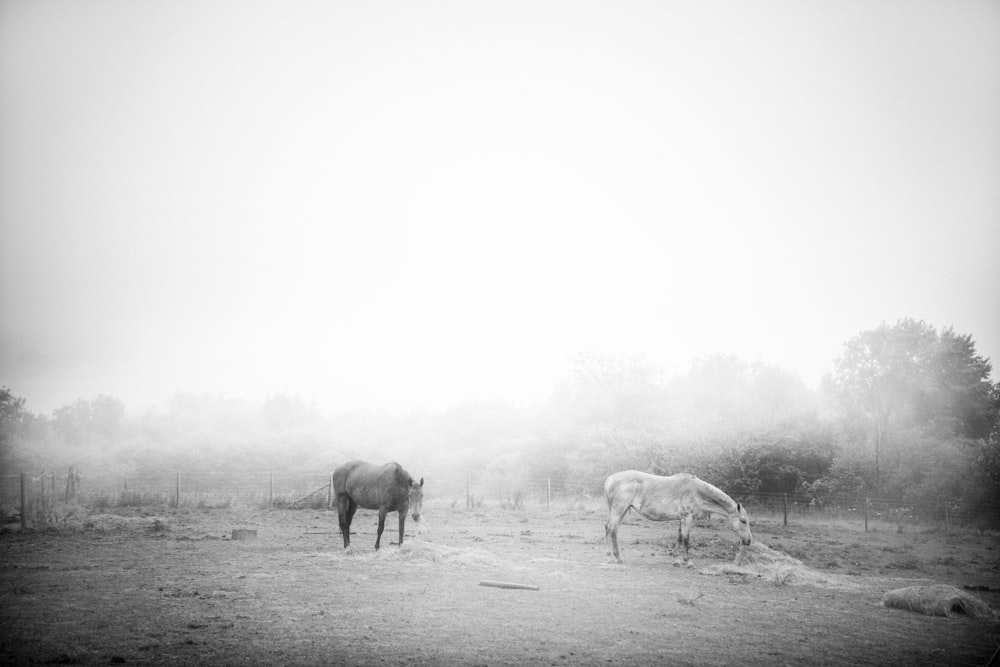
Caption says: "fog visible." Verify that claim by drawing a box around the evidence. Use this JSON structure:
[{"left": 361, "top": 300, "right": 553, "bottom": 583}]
[{"left": 2, "top": 0, "right": 999, "bottom": 420}]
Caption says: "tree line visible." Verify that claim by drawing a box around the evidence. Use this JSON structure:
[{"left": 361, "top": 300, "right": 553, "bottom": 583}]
[{"left": 2, "top": 319, "right": 998, "bottom": 522}]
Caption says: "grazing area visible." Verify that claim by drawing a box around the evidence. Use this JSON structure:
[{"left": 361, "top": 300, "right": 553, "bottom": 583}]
[{"left": 1, "top": 502, "right": 998, "bottom": 666}]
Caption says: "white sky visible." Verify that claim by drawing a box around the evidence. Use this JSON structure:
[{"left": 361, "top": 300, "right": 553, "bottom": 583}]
[{"left": 2, "top": 0, "right": 999, "bottom": 415}]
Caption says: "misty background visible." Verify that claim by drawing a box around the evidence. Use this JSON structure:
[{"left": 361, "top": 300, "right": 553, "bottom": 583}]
[{"left": 1, "top": 2, "right": 999, "bottom": 517}]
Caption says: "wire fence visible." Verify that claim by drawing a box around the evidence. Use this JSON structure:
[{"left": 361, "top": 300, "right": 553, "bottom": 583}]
[
  {"left": 2, "top": 468, "right": 998, "bottom": 531},
  {"left": 0, "top": 469, "right": 336, "bottom": 526}
]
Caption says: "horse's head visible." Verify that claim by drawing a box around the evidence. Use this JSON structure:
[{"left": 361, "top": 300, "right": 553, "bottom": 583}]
[
  {"left": 730, "top": 502, "right": 752, "bottom": 546},
  {"left": 408, "top": 477, "right": 424, "bottom": 522}
]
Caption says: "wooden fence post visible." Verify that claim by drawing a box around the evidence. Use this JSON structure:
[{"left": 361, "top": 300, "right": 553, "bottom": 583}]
[
  {"left": 269, "top": 473, "right": 274, "bottom": 509},
  {"left": 328, "top": 473, "right": 334, "bottom": 509},
  {"left": 783, "top": 493, "right": 788, "bottom": 527},
  {"left": 174, "top": 471, "right": 180, "bottom": 508},
  {"left": 20, "top": 473, "right": 27, "bottom": 530},
  {"left": 864, "top": 498, "right": 870, "bottom": 532},
  {"left": 65, "top": 466, "right": 75, "bottom": 503}
]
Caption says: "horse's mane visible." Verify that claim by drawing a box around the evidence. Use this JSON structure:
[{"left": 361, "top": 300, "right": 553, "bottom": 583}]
[
  {"left": 389, "top": 462, "right": 411, "bottom": 488},
  {"left": 693, "top": 477, "right": 739, "bottom": 514}
]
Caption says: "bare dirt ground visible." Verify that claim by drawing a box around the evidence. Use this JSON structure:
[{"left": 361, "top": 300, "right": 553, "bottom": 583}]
[{"left": 2, "top": 501, "right": 998, "bottom": 666}]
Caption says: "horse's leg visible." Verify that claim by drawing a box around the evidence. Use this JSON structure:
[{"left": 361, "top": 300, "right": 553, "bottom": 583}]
[
  {"left": 375, "top": 508, "right": 387, "bottom": 550},
  {"left": 346, "top": 499, "right": 358, "bottom": 525},
  {"left": 346, "top": 499, "right": 358, "bottom": 547},
  {"left": 606, "top": 505, "right": 629, "bottom": 563},
  {"left": 679, "top": 513, "right": 695, "bottom": 563},
  {"left": 336, "top": 495, "right": 352, "bottom": 549},
  {"left": 397, "top": 511, "right": 406, "bottom": 546}
]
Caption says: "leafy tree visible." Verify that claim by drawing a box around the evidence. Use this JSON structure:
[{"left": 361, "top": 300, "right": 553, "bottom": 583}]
[
  {"left": 0, "top": 386, "right": 26, "bottom": 437},
  {"left": 547, "top": 353, "right": 671, "bottom": 471},
  {"left": 0, "top": 387, "right": 56, "bottom": 472},
  {"left": 666, "top": 356, "right": 819, "bottom": 453},
  {"left": 695, "top": 438, "right": 836, "bottom": 496},
  {"left": 1, "top": 387, "right": 28, "bottom": 468},
  {"left": 959, "top": 382, "right": 1000, "bottom": 516},
  {"left": 52, "top": 395, "right": 126, "bottom": 445},
  {"left": 808, "top": 455, "right": 878, "bottom": 502},
  {"left": 830, "top": 319, "right": 997, "bottom": 494},
  {"left": 259, "top": 394, "right": 322, "bottom": 431}
]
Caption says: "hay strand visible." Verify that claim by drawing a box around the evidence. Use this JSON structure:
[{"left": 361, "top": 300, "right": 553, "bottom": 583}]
[{"left": 882, "top": 585, "right": 996, "bottom": 620}]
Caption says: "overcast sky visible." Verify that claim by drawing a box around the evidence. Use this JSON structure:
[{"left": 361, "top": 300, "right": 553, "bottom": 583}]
[{"left": 1, "top": 0, "right": 998, "bottom": 415}]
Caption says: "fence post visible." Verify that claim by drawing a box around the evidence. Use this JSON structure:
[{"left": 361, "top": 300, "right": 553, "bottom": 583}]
[
  {"left": 547, "top": 478, "right": 551, "bottom": 511},
  {"left": 783, "top": 493, "right": 788, "bottom": 526},
  {"left": 328, "top": 473, "right": 334, "bottom": 509},
  {"left": 20, "top": 473, "right": 27, "bottom": 530},
  {"left": 65, "top": 466, "right": 75, "bottom": 503},
  {"left": 269, "top": 473, "right": 274, "bottom": 509},
  {"left": 864, "top": 498, "right": 870, "bottom": 532},
  {"left": 174, "top": 471, "right": 180, "bottom": 508}
]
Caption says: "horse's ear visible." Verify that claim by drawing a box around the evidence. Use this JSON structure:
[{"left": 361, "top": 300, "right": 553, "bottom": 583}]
[
  {"left": 737, "top": 502, "right": 743, "bottom": 512},
  {"left": 419, "top": 477, "right": 424, "bottom": 487}
]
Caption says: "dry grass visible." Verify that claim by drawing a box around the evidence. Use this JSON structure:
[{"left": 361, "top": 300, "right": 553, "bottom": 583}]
[
  {"left": 700, "top": 541, "right": 858, "bottom": 588},
  {"left": 881, "top": 585, "right": 997, "bottom": 620},
  {"left": 358, "top": 539, "right": 505, "bottom": 568}
]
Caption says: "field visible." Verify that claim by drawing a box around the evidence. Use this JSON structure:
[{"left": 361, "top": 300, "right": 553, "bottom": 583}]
[{"left": 1, "top": 500, "right": 998, "bottom": 666}]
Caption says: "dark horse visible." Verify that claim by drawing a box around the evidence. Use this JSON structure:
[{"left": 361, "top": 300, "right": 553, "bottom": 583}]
[{"left": 332, "top": 460, "right": 424, "bottom": 550}]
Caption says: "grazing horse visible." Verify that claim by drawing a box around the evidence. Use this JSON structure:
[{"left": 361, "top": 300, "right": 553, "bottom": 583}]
[
  {"left": 604, "top": 470, "right": 752, "bottom": 564},
  {"left": 332, "top": 460, "right": 424, "bottom": 550}
]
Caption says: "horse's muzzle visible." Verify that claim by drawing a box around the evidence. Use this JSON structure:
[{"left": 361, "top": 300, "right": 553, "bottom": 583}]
[
  {"left": 411, "top": 513, "right": 421, "bottom": 522},
  {"left": 742, "top": 538, "right": 752, "bottom": 546}
]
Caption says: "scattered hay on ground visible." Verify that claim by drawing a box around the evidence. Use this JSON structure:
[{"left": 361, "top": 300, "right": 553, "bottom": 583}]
[
  {"left": 881, "top": 585, "right": 997, "bottom": 620},
  {"left": 699, "top": 542, "right": 854, "bottom": 588},
  {"left": 360, "top": 540, "right": 504, "bottom": 568},
  {"left": 77, "top": 514, "right": 167, "bottom": 532}
]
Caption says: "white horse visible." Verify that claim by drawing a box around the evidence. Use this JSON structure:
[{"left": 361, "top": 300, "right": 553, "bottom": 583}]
[{"left": 604, "top": 471, "right": 752, "bottom": 564}]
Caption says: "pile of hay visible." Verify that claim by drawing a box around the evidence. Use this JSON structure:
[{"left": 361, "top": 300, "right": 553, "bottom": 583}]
[
  {"left": 699, "top": 542, "right": 842, "bottom": 587},
  {"left": 365, "top": 540, "right": 503, "bottom": 568},
  {"left": 733, "top": 542, "right": 806, "bottom": 570},
  {"left": 882, "top": 585, "right": 997, "bottom": 620}
]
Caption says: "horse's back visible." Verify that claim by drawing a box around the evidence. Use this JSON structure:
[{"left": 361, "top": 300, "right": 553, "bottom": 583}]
[
  {"left": 604, "top": 470, "right": 649, "bottom": 507},
  {"left": 605, "top": 470, "right": 694, "bottom": 492},
  {"left": 333, "top": 460, "right": 410, "bottom": 509},
  {"left": 332, "top": 459, "right": 369, "bottom": 490},
  {"left": 605, "top": 470, "right": 699, "bottom": 510}
]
